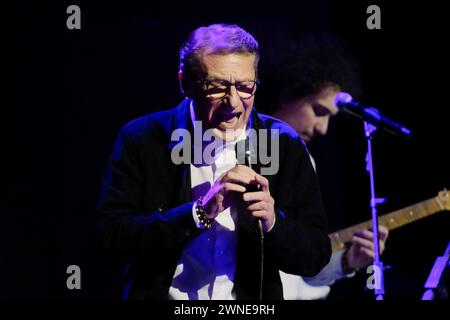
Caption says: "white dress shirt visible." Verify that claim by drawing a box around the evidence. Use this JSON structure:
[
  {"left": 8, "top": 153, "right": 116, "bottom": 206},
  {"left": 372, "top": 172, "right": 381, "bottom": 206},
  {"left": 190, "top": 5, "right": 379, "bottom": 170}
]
[{"left": 168, "top": 103, "right": 246, "bottom": 300}]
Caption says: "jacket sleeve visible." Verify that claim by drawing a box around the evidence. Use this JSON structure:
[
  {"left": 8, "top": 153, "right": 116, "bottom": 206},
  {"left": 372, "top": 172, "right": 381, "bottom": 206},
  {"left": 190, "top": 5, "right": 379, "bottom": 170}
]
[
  {"left": 92, "top": 124, "right": 201, "bottom": 267},
  {"left": 264, "top": 135, "right": 331, "bottom": 277},
  {"left": 303, "top": 250, "right": 355, "bottom": 286}
]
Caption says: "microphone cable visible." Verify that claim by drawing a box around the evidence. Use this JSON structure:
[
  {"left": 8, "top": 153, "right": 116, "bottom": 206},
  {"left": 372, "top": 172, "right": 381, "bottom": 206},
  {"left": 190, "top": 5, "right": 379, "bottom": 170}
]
[{"left": 245, "top": 137, "right": 264, "bottom": 300}]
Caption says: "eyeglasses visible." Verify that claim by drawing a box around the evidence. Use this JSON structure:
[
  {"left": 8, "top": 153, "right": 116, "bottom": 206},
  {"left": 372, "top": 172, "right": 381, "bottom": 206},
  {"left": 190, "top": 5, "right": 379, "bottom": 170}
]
[{"left": 197, "top": 77, "right": 259, "bottom": 100}]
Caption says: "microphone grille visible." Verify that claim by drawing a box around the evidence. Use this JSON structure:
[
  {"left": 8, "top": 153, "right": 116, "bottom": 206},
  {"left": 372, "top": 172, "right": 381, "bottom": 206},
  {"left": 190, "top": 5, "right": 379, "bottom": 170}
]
[{"left": 334, "top": 92, "right": 353, "bottom": 109}]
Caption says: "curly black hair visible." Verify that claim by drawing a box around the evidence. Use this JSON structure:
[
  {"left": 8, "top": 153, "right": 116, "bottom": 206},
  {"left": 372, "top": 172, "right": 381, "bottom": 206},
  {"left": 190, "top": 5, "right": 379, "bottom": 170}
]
[{"left": 256, "top": 34, "right": 361, "bottom": 114}]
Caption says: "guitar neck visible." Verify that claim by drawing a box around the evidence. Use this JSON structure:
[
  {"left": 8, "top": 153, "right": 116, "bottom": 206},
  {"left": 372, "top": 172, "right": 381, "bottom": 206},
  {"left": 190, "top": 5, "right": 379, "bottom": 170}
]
[{"left": 329, "top": 196, "right": 446, "bottom": 252}]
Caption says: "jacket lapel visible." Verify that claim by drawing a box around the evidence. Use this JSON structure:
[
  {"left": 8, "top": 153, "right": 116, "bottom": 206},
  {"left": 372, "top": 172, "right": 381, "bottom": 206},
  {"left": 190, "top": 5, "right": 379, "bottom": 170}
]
[{"left": 167, "top": 99, "right": 194, "bottom": 204}]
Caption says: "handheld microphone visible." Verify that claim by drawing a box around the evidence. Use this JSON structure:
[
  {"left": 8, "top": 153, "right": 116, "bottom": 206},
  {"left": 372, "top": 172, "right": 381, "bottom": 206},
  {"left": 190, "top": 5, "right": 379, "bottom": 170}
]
[{"left": 334, "top": 92, "right": 412, "bottom": 137}]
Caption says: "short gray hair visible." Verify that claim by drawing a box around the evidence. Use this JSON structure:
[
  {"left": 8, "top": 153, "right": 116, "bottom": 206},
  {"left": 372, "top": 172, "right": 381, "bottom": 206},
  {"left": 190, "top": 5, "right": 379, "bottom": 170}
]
[{"left": 179, "top": 23, "right": 259, "bottom": 79}]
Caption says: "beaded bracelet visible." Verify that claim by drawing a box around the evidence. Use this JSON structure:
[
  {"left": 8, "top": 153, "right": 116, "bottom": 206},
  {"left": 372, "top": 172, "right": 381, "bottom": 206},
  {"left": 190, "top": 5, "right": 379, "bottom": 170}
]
[{"left": 195, "top": 196, "right": 212, "bottom": 229}]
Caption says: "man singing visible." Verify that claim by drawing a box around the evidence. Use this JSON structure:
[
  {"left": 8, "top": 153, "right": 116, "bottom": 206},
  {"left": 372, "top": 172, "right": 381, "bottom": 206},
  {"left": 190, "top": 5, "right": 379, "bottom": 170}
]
[{"left": 94, "top": 23, "right": 331, "bottom": 300}]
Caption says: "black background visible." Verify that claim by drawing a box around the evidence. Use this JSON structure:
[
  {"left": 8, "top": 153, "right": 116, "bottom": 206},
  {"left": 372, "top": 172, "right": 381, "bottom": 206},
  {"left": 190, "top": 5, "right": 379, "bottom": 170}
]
[{"left": 7, "top": 0, "right": 449, "bottom": 300}]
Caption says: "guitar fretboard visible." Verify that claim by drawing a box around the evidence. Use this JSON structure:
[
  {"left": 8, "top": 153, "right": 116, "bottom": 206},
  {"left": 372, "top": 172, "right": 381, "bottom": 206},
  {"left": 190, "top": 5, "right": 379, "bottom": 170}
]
[{"left": 329, "top": 196, "right": 446, "bottom": 252}]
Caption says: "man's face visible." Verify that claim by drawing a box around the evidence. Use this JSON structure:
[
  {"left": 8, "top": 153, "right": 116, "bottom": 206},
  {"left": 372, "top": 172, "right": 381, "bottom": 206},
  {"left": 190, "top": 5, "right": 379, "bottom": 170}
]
[
  {"left": 278, "top": 86, "right": 339, "bottom": 144},
  {"left": 189, "top": 53, "right": 257, "bottom": 141}
]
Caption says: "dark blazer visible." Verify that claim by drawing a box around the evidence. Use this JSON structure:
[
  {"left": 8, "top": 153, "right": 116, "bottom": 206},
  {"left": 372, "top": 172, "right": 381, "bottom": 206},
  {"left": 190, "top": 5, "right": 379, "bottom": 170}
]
[{"left": 94, "top": 99, "right": 331, "bottom": 299}]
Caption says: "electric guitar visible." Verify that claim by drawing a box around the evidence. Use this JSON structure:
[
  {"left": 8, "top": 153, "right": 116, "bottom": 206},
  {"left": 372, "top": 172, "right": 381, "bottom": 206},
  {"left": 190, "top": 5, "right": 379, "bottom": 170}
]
[{"left": 329, "top": 189, "right": 450, "bottom": 252}]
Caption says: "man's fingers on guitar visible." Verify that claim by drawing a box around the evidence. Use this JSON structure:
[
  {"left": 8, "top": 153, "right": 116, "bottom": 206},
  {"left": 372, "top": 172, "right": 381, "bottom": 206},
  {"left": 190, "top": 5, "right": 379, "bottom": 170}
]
[{"left": 352, "top": 235, "right": 374, "bottom": 251}]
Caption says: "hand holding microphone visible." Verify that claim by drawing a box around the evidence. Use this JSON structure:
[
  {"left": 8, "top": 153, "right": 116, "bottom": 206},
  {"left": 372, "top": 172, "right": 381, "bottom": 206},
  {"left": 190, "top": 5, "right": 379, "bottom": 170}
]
[
  {"left": 201, "top": 164, "right": 275, "bottom": 232},
  {"left": 242, "top": 173, "right": 276, "bottom": 233},
  {"left": 203, "top": 165, "right": 275, "bottom": 232},
  {"left": 201, "top": 131, "right": 276, "bottom": 233},
  {"left": 201, "top": 164, "right": 256, "bottom": 220}
]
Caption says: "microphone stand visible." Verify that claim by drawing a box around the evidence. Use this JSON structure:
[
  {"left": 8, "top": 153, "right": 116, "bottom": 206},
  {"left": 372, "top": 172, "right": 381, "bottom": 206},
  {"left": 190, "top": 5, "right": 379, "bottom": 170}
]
[
  {"left": 364, "top": 121, "right": 385, "bottom": 300},
  {"left": 338, "top": 93, "right": 412, "bottom": 299}
]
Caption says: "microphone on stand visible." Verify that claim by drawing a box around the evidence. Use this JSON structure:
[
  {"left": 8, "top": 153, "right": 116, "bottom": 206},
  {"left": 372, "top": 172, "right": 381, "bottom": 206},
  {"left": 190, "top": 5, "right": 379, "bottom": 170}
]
[{"left": 334, "top": 92, "right": 412, "bottom": 137}]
